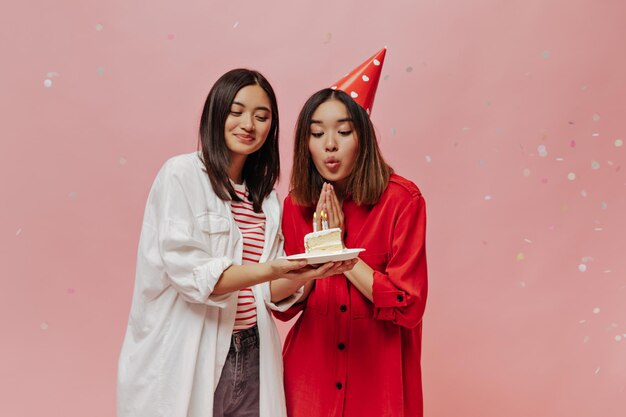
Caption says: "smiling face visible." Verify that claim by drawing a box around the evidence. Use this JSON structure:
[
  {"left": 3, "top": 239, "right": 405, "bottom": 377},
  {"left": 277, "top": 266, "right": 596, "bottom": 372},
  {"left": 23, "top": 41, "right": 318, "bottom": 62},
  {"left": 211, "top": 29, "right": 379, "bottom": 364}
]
[
  {"left": 224, "top": 84, "right": 272, "bottom": 159},
  {"left": 308, "top": 99, "right": 359, "bottom": 192}
]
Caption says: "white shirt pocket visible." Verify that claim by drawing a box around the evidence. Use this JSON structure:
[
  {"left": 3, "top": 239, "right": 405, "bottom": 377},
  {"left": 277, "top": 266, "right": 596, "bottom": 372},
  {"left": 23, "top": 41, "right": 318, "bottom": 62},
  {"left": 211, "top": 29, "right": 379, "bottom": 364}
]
[{"left": 197, "top": 212, "right": 231, "bottom": 255}]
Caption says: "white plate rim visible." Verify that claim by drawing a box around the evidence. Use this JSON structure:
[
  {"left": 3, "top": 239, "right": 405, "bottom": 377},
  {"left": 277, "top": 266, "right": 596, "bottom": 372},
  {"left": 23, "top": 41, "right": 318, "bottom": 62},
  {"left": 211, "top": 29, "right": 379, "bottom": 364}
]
[{"left": 279, "top": 248, "right": 366, "bottom": 264}]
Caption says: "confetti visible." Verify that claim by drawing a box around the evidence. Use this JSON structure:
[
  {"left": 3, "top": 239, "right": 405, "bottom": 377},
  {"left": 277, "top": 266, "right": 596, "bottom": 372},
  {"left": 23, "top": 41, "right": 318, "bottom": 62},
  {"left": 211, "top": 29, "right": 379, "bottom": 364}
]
[
  {"left": 96, "top": 67, "right": 105, "bottom": 76},
  {"left": 579, "top": 320, "right": 586, "bottom": 324},
  {"left": 16, "top": 228, "right": 22, "bottom": 236},
  {"left": 390, "top": 128, "right": 396, "bottom": 135},
  {"left": 583, "top": 336, "right": 590, "bottom": 343},
  {"left": 601, "top": 201, "right": 608, "bottom": 209},
  {"left": 594, "top": 367, "right": 600, "bottom": 375},
  {"left": 537, "top": 144, "right": 548, "bottom": 157},
  {"left": 618, "top": 335, "right": 625, "bottom": 342},
  {"left": 516, "top": 253, "right": 525, "bottom": 261},
  {"left": 578, "top": 264, "right": 587, "bottom": 272},
  {"left": 95, "top": 23, "right": 104, "bottom": 31},
  {"left": 479, "top": 160, "right": 485, "bottom": 167},
  {"left": 541, "top": 177, "right": 548, "bottom": 184},
  {"left": 323, "top": 33, "right": 332, "bottom": 44},
  {"left": 567, "top": 172, "right": 576, "bottom": 181},
  {"left": 592, "top": 307, "right": 600, "bottom": 314},
  {"left": 167, "top": 33, "right": 175, "bottom": 40},
  {"left": 580, "top": 190, "right": 587, "bottom": 197},
  {"left": 592, "top": 114, "right": 600, "bottom": 121},
  {"left": 406, "top": 66, "right": 413, "bottom": 72},
  {"left": 615, "top": 139, "right": 623, "bottom": 147},
  {"left": 40, "top": 322, "right": 49, "bottom": 330},
  {"left": 592, "top": 133, "right": 600, "bottom": 137},
  {"left": 119, "top": 157, "right": 127, "bottom": 165},
  {"left": 524, "top": 238, "right": 533, "bottom": 244},
  {"left": 47, "top": 72, "right": 60, "bottom": 78},
  {"left": 594, "top": 227, "right": 603, "bottom": 232},
  {"left": 519, "top": 281, "right": 526, "bottom": 287},
  {"left": 570, "top": 140, "right": 576, "bottom": 148},
  {"left": 462, "top": 127, "right": 470, "bottom": 132},
  {"left": 383, "top": 75, "right": 390, "bottom": 81},
  {"left": 555, "top": 157, "right": 564, "bottom": 162},
  {"left": 44, "top": 79, "right": 53, "bottom": 88},
  {"left": 67, "top": 288, "right": 75, "bottom": 294},
  {"left": 542, "top": 50, "right": 551, "bottom": 58},
  {"left": 523, "top": 168, "right": 530, "bottom": 177},
  {"left": 591, "top": 160, "right": 600, "bottom": 170},
  {"left": 484, "top": 195, "right": 493, "bottom": 201},
  {"left": 233, "top": 21, "right": 239, "bottom": 28},
  {"left": 425, "top": 155, "right": 432, "bottom": 163},
  {"left": 69, "top": 192, "right": 78, "bottom": 200}
]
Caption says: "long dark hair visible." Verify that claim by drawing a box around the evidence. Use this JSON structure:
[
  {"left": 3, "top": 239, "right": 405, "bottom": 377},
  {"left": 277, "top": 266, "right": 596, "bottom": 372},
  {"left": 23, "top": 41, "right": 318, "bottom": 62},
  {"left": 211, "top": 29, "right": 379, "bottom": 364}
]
[
  {"left": 290, "top": 88, "right": 392, "bottom": 206},
  {"left": 198, "top": 69, "right": 280, "bottom": 212}
]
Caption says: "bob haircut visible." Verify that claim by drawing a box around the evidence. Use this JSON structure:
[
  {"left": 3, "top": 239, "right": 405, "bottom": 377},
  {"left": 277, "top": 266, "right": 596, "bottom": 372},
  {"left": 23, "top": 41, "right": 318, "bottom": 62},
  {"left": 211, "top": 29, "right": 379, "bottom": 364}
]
[
  {"left": 198, "top": 68, "right": 280, "bottom": 212},
  {"left": 290, "top": 88, "right": 393, "bottom": 206}
]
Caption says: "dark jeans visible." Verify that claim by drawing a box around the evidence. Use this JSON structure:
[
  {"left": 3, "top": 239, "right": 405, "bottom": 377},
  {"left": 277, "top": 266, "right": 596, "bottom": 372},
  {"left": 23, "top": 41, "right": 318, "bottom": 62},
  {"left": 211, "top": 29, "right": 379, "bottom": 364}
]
[{"left": 213, "top": 325, "right": 260, "bottom": 417}]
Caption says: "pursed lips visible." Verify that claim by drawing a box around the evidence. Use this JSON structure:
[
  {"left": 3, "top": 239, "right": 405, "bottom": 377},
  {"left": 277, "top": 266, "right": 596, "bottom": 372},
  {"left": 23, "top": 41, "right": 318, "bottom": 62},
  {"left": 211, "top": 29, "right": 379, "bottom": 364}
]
[{"left": 324, "top": 158, "right": 340, "bottom": 169}]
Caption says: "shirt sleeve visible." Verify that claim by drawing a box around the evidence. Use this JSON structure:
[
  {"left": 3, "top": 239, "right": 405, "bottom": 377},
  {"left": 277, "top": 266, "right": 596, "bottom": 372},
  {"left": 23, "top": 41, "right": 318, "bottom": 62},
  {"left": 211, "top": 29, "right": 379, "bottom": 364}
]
[
  {"left": 262, "top": 221, "right": 305, "bottom": 311},
  {"left": 150, "top": 162, "right": 234, "bottom": 307},
  {"left": 371, "top": 195, "right": 428, "bottom": 328},
  {"left": 272, "top": 195, "right": 307, "bottom": 321}
]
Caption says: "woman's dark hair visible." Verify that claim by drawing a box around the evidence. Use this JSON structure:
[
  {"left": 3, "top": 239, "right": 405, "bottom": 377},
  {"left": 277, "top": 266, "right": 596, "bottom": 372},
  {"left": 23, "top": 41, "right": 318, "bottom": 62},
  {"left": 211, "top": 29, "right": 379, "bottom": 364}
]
[
  {"left": 290, "top": 88, "right": 393, "bottom": 206},
  {"left": 198, "top": 68, "right": 280, "bottom": 212}
]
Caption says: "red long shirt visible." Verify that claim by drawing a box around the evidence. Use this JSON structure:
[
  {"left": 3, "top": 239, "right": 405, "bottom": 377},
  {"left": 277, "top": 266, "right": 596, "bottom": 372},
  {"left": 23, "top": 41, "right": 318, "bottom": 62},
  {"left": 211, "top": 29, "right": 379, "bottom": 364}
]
[{"left": 275, "top": 174, "right": 428, "bottom": 417}]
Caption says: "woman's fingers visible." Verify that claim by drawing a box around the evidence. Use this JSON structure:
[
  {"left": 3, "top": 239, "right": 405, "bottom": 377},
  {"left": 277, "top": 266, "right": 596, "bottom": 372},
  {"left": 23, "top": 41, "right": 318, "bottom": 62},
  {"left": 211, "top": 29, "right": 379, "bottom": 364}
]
[
  {"left": 326, "top": 186, "right": 344, "bottom": 231},
  {"left": 324, "top": 186, "right": 338, "bottom": 228},
  {"left": 315, "top": 183, "right": 328, "bottom": 231}
]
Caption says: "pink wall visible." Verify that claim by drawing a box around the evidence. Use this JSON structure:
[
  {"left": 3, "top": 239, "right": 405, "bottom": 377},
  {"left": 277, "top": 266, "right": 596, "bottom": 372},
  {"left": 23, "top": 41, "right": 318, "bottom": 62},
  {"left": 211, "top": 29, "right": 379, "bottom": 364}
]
[{"left": 2, "top": 1, "right": 625, "bottom": 416}]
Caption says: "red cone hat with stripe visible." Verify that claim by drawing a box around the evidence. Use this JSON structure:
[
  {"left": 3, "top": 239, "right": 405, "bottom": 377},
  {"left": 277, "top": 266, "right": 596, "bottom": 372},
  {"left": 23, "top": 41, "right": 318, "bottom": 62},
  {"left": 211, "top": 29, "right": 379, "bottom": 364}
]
[{"left": 331, "top": 47, "right": 386, "bottom": 114}]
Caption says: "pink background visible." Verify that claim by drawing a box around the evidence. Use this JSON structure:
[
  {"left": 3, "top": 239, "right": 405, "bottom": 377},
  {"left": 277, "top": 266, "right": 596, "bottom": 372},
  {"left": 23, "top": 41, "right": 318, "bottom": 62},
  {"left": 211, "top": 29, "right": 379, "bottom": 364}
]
[{"left": 2, "top": 1, "right": 625, "bottom": 416}]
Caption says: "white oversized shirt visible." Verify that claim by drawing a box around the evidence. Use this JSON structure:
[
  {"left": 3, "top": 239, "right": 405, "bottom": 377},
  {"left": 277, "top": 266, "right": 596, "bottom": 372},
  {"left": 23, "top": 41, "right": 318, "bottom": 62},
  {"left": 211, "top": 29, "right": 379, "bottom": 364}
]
[{"left": 117, "top": 152, "right": 299, "bottom": 417}]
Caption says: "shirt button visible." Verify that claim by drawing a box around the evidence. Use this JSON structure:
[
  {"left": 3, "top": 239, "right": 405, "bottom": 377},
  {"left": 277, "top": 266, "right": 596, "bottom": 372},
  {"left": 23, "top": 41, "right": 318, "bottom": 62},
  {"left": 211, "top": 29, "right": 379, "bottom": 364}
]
[
  {"left": 397, "top": 294, "right": 404, "bottom": 302},
  {"left": 336, "top": 382, "right": 343, "bottom": 390},
  {"left": 340, "top": 305, "right": 347, "bottom": 312},
  {"left": 337, "top": 342, "right": 345, "bottom": 350}
]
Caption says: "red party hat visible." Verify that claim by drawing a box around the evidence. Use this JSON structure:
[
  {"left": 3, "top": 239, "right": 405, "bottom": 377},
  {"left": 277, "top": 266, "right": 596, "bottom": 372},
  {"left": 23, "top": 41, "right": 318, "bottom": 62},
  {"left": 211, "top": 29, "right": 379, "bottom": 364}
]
[{"left": 331, "top": 47, "right": 387, "bottom": 114}]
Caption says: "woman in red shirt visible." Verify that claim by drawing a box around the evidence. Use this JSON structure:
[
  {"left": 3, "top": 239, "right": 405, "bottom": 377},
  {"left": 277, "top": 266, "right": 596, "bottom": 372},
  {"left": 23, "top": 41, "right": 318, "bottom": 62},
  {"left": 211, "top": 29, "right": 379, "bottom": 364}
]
[{"left": 275, "top": 83, "right": 428, "bottom": 417}]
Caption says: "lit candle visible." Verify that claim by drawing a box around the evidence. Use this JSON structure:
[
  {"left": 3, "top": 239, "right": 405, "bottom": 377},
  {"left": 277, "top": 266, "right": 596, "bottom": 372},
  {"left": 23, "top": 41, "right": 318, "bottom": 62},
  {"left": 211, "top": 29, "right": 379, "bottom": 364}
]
[
  {"left": 321, "top": 210, "right": 329, "bottom": 230},
  {"left": 313, "top": 212, "right": 318, "bottom": 232}
]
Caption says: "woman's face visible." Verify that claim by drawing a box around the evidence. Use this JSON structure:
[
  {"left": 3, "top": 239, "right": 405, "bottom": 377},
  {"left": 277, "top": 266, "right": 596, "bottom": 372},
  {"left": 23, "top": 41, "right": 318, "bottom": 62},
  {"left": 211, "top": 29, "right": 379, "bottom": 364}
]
[
  {"left": 308, "top": 99, "right": 358, "bottom": 191},
  {"left": 224, "top": 84, "right": 272, "bottom": 158}
]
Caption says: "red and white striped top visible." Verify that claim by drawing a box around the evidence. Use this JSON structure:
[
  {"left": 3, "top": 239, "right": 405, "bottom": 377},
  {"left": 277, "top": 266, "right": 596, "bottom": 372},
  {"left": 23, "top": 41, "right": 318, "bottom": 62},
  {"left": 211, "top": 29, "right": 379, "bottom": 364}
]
[{"left": 230, "top": 182, "right": 266, "bottom": 332}]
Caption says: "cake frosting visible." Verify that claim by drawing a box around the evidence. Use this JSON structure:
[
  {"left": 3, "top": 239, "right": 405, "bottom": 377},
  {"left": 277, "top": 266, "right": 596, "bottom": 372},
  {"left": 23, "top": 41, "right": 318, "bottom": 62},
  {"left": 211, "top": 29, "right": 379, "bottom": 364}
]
[{"left": 304, "top": 228, "right": 344, "bottom": 254}]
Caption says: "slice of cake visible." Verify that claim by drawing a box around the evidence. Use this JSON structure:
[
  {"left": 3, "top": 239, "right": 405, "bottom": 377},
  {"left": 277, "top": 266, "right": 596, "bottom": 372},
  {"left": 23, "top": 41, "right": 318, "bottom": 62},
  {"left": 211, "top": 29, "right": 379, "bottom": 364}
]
[{"left": 304, "top": 228, "right": 344, "bottom": 254}]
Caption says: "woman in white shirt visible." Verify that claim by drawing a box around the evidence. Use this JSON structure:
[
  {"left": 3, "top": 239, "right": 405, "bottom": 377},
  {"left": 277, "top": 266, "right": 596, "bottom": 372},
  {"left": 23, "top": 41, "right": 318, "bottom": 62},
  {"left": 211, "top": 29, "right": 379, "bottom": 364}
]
[{"left": 117, "top": 69, "right": 355, "bottom": 417}]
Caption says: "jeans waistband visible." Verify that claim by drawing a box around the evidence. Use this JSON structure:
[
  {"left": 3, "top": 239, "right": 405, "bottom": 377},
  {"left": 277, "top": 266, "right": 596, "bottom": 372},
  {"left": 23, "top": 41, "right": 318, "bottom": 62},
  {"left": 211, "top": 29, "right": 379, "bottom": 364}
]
[{"left": 230, "top": 325, "right": 259, "bottom": 353}]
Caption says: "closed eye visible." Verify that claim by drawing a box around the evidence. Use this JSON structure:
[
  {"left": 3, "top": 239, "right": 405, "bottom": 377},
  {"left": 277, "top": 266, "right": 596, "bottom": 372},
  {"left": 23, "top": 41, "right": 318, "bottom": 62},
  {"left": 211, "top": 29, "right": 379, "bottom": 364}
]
[
  {"left": 311, "top": 132, "right": 324, "bottom": 138},
  {"left": 230, "top": 111, "right": 242, "bottom": 116},
  {"left": 338, "top": 130, "right": 352, "bottom": 136}
]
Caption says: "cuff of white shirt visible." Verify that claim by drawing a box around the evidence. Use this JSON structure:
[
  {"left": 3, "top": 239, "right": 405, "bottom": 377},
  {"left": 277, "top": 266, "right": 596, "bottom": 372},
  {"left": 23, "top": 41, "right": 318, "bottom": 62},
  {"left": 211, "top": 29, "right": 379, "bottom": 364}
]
[{"left": 263, "top": 284, "right": 305, "bottom": 312}]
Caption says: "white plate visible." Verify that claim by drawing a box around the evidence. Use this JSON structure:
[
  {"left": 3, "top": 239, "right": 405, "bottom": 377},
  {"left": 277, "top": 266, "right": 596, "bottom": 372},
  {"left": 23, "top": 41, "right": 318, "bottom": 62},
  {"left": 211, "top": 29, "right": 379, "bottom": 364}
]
[{"left": 280, "top": 248, "right": 365, "bottom": 265}]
